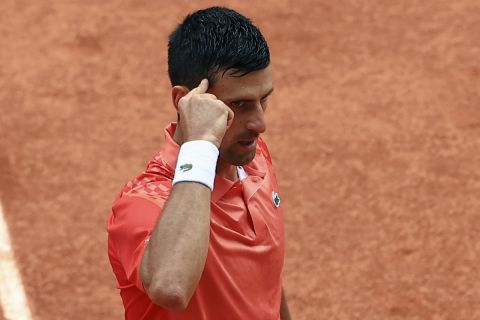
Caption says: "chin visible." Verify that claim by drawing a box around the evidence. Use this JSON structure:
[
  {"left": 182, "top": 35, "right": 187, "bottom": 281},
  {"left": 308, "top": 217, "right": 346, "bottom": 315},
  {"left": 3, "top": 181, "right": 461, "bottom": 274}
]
[
  {"left": 233, "top": 152, "right": 257, "bottom": 166},
  {"left": 222, "top": 150, "right": 256, "bottom": 166}
]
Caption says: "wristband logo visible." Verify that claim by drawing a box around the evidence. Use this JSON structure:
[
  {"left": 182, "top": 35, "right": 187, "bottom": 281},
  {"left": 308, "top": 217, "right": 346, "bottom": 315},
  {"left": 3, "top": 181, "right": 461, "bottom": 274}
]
[{"left": 179, "top": 163, "right": 193, "bottom": 172}]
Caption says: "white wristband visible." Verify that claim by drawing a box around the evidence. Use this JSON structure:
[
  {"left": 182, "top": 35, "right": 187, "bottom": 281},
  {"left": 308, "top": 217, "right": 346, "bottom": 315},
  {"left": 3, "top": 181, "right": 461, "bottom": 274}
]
[{"left": 172, "top": 140, "right": 219, "bottom": 191}]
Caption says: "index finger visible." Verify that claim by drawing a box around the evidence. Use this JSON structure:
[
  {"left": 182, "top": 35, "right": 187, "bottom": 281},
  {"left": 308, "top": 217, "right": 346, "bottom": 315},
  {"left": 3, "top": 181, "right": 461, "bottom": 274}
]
[{"left": 185, "top": 78, "right": 209, "bottom": 97}]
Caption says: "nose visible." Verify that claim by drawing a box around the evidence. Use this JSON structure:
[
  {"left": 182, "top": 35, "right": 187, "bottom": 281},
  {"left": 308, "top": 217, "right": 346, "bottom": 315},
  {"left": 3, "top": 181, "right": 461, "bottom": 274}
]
[{"left": 245, "top": 102, "right": 267, "bottom": 134}]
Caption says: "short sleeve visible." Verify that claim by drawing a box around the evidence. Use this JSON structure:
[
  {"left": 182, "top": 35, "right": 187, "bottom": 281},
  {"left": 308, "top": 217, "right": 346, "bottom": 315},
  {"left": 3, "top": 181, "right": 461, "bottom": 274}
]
[{"left": 107, "top": 195, "right": 166, "bottom": 292}]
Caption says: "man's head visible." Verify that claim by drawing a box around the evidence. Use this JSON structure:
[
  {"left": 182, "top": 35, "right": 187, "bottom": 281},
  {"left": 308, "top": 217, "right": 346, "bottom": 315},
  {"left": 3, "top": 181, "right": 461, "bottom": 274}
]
[
  {"left": 168, "top": 6, "right": 270, "bottom": 89},
  {"left": 169, "top": 7, "right": 273, "bottom": 171}
]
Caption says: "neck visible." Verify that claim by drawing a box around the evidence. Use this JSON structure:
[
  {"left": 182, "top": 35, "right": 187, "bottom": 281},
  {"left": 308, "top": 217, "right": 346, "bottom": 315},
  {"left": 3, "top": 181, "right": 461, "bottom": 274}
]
[{"left": 216, "top": 158, "right": 238, "bottom": 182}]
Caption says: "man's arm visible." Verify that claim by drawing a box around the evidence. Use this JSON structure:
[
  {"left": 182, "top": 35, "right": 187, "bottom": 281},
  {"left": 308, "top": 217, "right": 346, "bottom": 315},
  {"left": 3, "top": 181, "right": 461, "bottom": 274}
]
[
  {"left": 139, "top": 79, "right": 233, "bottom": 310},
  {"left": 140, "top": 182, "right": 211, "bottom": 310},
  {"left": 280, "top": 287, "right": 292, "bottom": 320}
]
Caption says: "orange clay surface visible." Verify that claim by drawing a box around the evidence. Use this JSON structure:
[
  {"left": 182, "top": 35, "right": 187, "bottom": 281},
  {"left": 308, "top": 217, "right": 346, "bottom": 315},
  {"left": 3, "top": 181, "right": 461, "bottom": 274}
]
[{"left": 0, "top": 1, "right": 479, "bottom": 319}]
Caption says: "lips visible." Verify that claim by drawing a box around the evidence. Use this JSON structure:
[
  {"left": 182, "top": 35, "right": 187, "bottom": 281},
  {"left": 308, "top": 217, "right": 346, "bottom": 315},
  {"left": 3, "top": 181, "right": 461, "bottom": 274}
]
[
  {"left": 237, "top": 137, "right": 258, "bottom": 152},
  {"left": 238, "top": 140, "right": 255, "bottom": 146}
]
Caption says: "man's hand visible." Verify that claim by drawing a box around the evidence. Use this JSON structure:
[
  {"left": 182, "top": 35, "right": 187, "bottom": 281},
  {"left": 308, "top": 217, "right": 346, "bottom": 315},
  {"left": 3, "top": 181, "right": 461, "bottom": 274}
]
[{"left": 177, "top": 79, "right": 234, "bottom": 148}]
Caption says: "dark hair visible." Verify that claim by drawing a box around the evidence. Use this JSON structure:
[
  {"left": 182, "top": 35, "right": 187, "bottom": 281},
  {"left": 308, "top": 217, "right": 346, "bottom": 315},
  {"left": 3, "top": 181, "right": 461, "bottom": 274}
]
[{"left": 168, "top": 7, "right": 270, "bottom": 89}]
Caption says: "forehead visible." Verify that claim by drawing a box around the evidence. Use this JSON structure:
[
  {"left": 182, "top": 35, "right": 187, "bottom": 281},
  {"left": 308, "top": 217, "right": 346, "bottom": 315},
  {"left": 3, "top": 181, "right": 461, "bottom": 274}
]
[{"left": 208, "top": 67, "right": 273, "bottom": 101}]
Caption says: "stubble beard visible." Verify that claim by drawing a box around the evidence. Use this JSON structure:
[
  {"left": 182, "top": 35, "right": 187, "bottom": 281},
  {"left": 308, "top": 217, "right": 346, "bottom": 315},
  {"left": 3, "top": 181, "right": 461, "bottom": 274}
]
[{"left": 220, "top": 147, "right": 257, "bottom": 166}]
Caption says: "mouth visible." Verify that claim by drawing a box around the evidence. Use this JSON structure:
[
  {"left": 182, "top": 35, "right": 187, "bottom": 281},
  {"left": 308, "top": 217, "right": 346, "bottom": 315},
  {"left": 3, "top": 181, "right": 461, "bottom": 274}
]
[
  {"left": 238, "top": 140, "right": 255, "bottom": 146},
  {"left": 237, "top": 137, "right": 258, "bottom": 150}
]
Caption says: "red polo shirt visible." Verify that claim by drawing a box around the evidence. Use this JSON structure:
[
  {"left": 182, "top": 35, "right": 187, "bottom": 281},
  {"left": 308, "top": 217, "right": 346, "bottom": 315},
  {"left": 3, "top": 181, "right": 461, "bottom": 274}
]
[{"left": 107, "top": 123, "right": 285, "bottom": 319}]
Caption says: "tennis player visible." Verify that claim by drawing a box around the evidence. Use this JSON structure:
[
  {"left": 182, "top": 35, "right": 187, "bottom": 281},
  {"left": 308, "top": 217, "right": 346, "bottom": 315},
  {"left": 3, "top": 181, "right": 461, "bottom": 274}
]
[{"left": 107, "top": 6, "right": 292, "bottom": 319}]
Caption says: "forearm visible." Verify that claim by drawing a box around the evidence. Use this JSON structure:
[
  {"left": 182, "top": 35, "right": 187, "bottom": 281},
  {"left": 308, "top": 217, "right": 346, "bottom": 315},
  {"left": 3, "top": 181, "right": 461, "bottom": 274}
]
[
  {"left": 138, "top": 77, "right": 232, "bottom": 309},
  {"left": 140, "top": 181, "right": 211, "bottom": 309},
  {"left": 280, "top": 287, "right": 292, "bottom": 320}
]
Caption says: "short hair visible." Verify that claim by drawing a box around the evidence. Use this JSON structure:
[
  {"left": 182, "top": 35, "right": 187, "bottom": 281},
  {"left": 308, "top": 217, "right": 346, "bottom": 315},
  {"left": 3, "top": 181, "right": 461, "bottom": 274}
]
[{"left": 168, "top": 7, "right": 270, "bottom": 89}]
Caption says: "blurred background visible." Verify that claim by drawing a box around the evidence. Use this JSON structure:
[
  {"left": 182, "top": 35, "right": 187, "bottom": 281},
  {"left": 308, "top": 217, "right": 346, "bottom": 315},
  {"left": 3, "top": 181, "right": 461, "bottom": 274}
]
[{"left": 0, "top": 0, "right": 479, "bottom": 319}]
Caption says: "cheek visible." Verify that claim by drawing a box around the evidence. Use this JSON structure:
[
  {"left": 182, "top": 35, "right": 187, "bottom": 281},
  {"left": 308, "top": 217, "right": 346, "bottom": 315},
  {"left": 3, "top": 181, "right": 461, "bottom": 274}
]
[
  {"left": 229, "top": 113, "right": 246, "bottom": 130},
  {"left": 221, "top": 113, "right": 248, "bottom": 146},
  {"left": 220, "top": 123, "right": 241, "bottom": 149},
  {"left": 221, "top": 127, "right": 236, "bottom": 144},
  {"left": 225, "top": 117, "right": 242, "bottom": 137}
]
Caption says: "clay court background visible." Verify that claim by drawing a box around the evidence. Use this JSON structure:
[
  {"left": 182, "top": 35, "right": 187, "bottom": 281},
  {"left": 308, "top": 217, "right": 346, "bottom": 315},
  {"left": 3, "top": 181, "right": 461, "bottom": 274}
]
[{"left": 1, "top": 0, "right": 479, "bottom": 319}]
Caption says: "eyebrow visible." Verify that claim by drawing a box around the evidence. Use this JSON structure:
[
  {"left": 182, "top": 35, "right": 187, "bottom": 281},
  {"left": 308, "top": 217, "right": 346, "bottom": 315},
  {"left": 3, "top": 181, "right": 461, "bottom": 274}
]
[{"left": 230, "top": 87, "right": 275, "bottom": 102}]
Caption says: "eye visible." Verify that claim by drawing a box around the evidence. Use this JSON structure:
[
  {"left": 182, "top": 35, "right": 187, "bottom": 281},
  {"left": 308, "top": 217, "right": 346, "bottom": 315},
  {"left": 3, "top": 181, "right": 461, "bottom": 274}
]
[{"left": 231, "top": 101, "right": 245, "bottom": 108}]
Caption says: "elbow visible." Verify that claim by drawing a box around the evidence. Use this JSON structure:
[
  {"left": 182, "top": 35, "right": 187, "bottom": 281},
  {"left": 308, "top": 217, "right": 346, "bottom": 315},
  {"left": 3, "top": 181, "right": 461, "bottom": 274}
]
[
  {"left": 139, "top": 256, "right": 197, "bottom": 310},
  {"left": 144, "top": 282, "right": 192, "bottom": 311}
]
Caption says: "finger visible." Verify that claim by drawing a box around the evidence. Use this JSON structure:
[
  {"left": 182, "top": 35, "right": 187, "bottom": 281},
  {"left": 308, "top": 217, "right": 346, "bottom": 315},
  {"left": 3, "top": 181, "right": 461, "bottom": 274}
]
[
  {"left": 197, "top": 78, "right": 209, "bottom": 94},
  {"left": 225, "top": 107, "right": 235, "bottom": 128},
  {"left": 186, "top": 78, "right": 209, "bottom": 97}
]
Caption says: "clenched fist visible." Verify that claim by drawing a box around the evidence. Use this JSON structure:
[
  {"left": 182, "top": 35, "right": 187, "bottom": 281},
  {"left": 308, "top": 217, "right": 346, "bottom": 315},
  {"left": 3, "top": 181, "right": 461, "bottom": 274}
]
[{"left": 177, "top": 79, "right": 234, "bottom": 148}]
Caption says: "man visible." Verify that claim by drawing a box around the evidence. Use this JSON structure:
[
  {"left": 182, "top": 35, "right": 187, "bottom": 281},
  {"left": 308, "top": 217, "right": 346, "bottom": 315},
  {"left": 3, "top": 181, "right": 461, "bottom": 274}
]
[{"left": 107, "top": 6, "right": 292, "bottom": 319}]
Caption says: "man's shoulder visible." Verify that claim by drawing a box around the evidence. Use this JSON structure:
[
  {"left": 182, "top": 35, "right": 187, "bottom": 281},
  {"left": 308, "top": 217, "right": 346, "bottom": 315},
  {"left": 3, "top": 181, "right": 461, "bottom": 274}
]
[
  {"left": 115, "top": 171, "right": 172, "bottom": 209},
  {"left": 115, "top": 142, "right": 176, "bottom": 205}
]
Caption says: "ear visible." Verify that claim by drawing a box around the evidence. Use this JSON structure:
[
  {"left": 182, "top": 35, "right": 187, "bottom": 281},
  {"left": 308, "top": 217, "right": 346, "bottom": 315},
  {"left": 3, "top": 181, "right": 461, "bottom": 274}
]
[{"left": 171, "top": 86, "right": 190, "bottom": 112}]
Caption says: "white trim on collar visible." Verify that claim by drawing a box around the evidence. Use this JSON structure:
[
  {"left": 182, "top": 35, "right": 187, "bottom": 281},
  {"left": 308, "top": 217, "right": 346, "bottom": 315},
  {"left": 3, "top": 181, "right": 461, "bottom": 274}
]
[{"left": 237, "top": 166, "right": 248, "bottom": 181}]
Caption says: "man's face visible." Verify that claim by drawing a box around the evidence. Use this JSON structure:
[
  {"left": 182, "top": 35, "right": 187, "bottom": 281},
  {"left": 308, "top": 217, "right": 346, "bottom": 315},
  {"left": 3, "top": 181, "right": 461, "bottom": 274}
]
[{"left": 207, "top": 66, "right": 274, "bottom": 166}]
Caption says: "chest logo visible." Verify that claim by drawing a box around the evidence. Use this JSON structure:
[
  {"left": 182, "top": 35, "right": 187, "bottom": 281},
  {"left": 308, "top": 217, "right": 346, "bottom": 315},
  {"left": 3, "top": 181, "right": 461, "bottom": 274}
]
[{"left": 272, "top": 191, "right": 281, "bottom": 208}]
